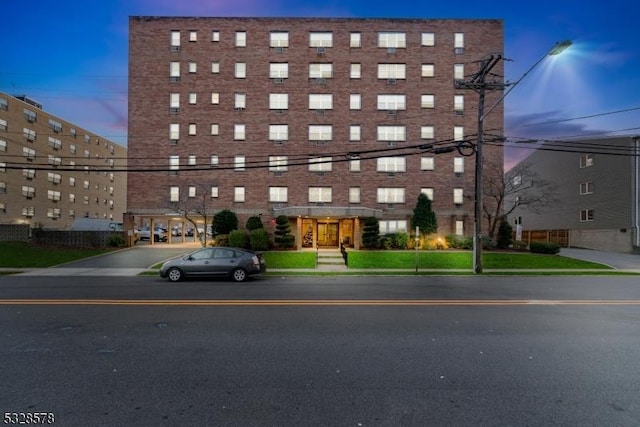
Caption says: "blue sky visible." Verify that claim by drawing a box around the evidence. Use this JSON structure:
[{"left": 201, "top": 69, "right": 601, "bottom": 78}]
[{"left": 3, "top": 0, "right": 639, "bottom": 167}]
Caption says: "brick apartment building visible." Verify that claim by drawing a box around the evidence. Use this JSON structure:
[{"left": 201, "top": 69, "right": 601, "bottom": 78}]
[
  {"left": 127, "top": 16, "right": 504, "bottom": 248},
  {"left": 0, "top": 92, "right": 127, "bottom": 229}
]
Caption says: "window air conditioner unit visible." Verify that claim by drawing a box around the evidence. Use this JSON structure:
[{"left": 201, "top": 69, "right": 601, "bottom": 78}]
[
  {"left": 273, "top": 78, "right": 284, "bottom": 84},
  {"left": 387, "top": 78, "right": 397, "bottom": 85},
  {"left": 387, "top": 47, "right": 397, "bottom": 54},
  {"left": 387, "top": 141, "right": 396, "bottom": 147},
  {"left": 315, "top": 77, "right": 326, "bottom": 84},
  {"left": 316, "top": 47, "right": 326, "bottom": 54},
  {"left": 454, "top": 47, "right": 465, "bottom": 55},
  {"left": 274, "top": 47, "right": 285, "bottom": 53},
  {"left": 170, "top": 46, "right": 180, "bottom": 52},
  {"left": 388, "top": 110, "right": 397, "bottom": 115},
  {"left": 273, "top": 140, "right": 284, "bottom": 145}
]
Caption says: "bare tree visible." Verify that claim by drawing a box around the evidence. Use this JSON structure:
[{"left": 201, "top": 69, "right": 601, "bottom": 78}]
[
  {"left": 483, "top": 157, "right": 559, "bottom": 241},
  {"left": 169, "top": 183, "right": 215, "bottom": 247}
]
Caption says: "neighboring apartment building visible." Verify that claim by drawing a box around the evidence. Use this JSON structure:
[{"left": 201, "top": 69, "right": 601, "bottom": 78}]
[
  {"left": 127, "top": 16, "right": 504, "bottom": 248},
  {"left": 507, "top": 136, "right": 640, "bottom": 253},
  {"left": 0, "top": 92, "right": 127, "bottom": 229}
]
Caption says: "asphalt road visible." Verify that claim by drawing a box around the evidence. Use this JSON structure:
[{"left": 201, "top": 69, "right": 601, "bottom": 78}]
[{"left": 1, "top": 275, "right": 639, "bottom": 426}]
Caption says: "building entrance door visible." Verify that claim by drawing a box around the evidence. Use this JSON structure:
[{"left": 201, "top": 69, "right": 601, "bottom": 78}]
[{"left": 317, "top": 222, "right": 339, "bottom": 247}]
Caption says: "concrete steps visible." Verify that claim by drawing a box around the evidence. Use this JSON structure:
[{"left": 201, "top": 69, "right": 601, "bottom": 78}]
[{"left": 316, "top": 250, "right": 347, "bottom": 271}]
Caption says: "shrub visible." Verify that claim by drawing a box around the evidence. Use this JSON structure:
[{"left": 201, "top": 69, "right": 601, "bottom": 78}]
[
  {"left": 445, "top": 234, "right": 473, "bottom": 250},
  {"left": 250, "top": 228, "right": 270, "bottom": 251},
  {"left": 211, "top": 234, "right": 229, "bottom": 247},
  {"left": 496, "top": 220, "right": 513, "bottom": 249},
  {"left": 228, "top": 230, "right": 249, "bottom": 248},
  {"left": 108, "top": 234, "right": 126, "bottom": 248},
  {"left": 529, "top": 241, "right": 560, "bottom": 255},
  {"left": 246, "top": 216, "right": 264, "bottom": 231},
  {"left": 212, "top": 210, "right": 238, "bottom": 235},
  {"left": 512, "top": 241, "right": 528, "bottom": 251},
  {"left": 361, "top": 217, "right": 380, "bottom": 249},
  {"left": 274, "top": 215, "right": 295, "bottom": 249}
]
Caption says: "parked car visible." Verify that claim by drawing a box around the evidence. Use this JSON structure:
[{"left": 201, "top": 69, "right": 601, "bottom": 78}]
[
  {"left": 160, "top": 247, "right": 266, "bottom": 282},
  {"left": 138, "top": 226, "right": 168, "bottom": 242}
]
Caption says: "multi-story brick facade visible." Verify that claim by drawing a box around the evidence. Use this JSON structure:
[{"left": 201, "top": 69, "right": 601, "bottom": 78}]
[
  {"left": 0, "top": 92, "right": 127, "bottom": 229},
  {"left": 128, "top": 16, "right": 504, "bottom": 248}
]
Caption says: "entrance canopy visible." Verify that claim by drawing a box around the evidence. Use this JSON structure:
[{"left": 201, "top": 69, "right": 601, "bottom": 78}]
[{"left": 272, "top": 206, "right": 383, "bottom": 218}]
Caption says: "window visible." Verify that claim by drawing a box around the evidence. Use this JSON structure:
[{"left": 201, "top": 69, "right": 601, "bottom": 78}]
[
  {"left": 309, "top": 94, "right": 333, "bottom": 110},
  {"left": 189, "top": 93, "right": 197, "bottom": 104},
  {"left": 210, "top": 124, "right": 219, "bottom": 135},
  {"left": 377, "top": 157, "right": 406, "bottom": 172},
  {"left": 580, "top": 182, "right": 594, "bottom": 195},
  {"left": 308, "top": 125, "right": 332, "bottom": 141},
  {"left": 235, "top": 62, "right": 246, "bottom": 78},
  {"left": 69, "top": 193, "right": 75, "bottom": 203},
  {"left": 23, "top": 128, "right": 36, "bottom": 141},
  {"left": 455, "top": 220, "right": 464, "bottom": 236},
  {"left": 580, "top": 154, "right": 594, "bottom": 168},
  {"left": 188, "top": 155, "right": 196, "bottom": 166},
  {"left": 211, "top": 62, "right": 220, "bottom": 73},
  {"left": 47, "top": 190, "right": 61, "bottom": 201},
  {"left": 378, "top": 32, "right": 406, "bottom": 48},
  {"left": 421, "top": 188, "right": 434, "bottom": 201},
  {"left": 234, "top": 93, "right": 246, "bottom": 109},
  {"left": 234, "top": 124, "right": 246, "bottom": 140},
  {"left": 421, "top": 32, "right": 435, "bottom": 46},
  {"left": 210, "top": 186, "right": 219, "bottom": 198},
  {"left": 269, "top": 125, "right": 288, "bottom": 141},
  {"left": 0, "top": 139, "right": 6, "bottom": 151},
  {"left": 269, "top": 94, "right": 288, "bottom": 110},
  {"left": 188, "top": 123, "right": 197, "bottom": 136},
  {"left": 309, "top": 187, "right": 332, "bottom": 203},
  {"left": 211, "top": 93, "right": 220, "bottom": 104},
  {"left": 421, "top": 94, "right": 435, "bottom": 108},
  {"left": 211, "top": 31, "right": 220, "bottom": 42},
  {"left": 22, "top": 186, "right": 35, "bottom": 198},
  {"left": 23, "top": 147, "right": 36, "bottom": 160},
  {"left": 170, "top": 186, "right": 179, "bottom": 202},
  {"left": 349, "top": 94, "right": 361, "bottom": 110},
  {"left": 379, "top": 220, "right": 407, "bottom": 234},
  {"left": 454, "top": 157, "right": 465, "bottom": 174},
  {"left": 349, "top": 126, "right": 361, "bottom": 141},
  {"left": 170, "top": 62, "right": 180, "bottom": 80},
  {"left": 235, "top": 31, "right": 246, "bottom": 47},
  {"left": 350, "top": 63, "right": 361, "bottom": 79},
  {"left": 421, "top": 126, "right": 435, "bottom": 139},
  {"left": 22, "top": 206, "right": 35, "bottom": 217},
  {"left": 24, "top": 109, "right": 37, "bottom": 123},
  {"left": 269, "top": 187, "right": 288, "bottom": 202},
  {"left": 170, "top": 124, "right": 180, "bottom": 141},
  {"left": 454, "top": 126, "right": 464, "bottom": 141},
  {"left": 189, "top": 31, "right": 197, "bottom": 42},
  {"left": 270, "top": 32, "right": 289, "bottom": 48},
  {"left": 454, "top": 188, "right": 464, "bottom": 205},
  {"left": 210, "top": 155, "right": 219, "bottom": 167},
  {"left": 309, "top": 63, "right": 333, "bottom": 79},
  {"left": 513, "top": 174, "right": 522, "bottom": 186},
  {"left": 47, "top": 208, "right": 61, "bottom": 219},
  {"left": 421, "top": 64, "right": 435, "bottom": 78},
  {"left": 0, "top": 98, "right": 7, "bottom": 111},
  {"left": 69, "top": 176, "right": 75, "bottom": 186},
  {"left": 308, "top": 157, "right": 333, "bottom": 172},
  {"left": 454, "top": 33, "right": 465, "bottom": 53},
  {"left": 188, "top": 186, "right": 196, "bottom": 198},
  {"left": 234, "top": 156, "right": 245, "bottom": 170},
  {"left": 378, "top": 94, "right": 406, "bottom": 111},
  {"left": 580, "top": 209, "right": 594, "bottom": 222},
  {"left": 23, "top": 168, "right": 35, "bottom": 179},
  {"left": 350, "top": 32, "right": 361, "bottom": 48},
  {"left": 377, "top": 126, "right": 406, "bottom": 142},
  {"left": 309, "top": 32, "right": 332, "bottom": 47},
  {"left": 378, "top": 64, "right": 406, "bottom": 80},
  {"left": 0, "top": 119, "right": 7, "bottom": 131},
  {"left": 349, "top": 159, "right": 361, "bottom": 172},
  {"left": 234, "top": 187, "right": 245, "bottom": 202},
  {"left": 170, "top": 93, "right": 180, "bottom": 111},
  {"left": 269, "top": 156, "right": 288, "bottom": 172},
  {"left": 0, "top": 182, "right": 5, "bottom": 194},
  {"left": 188, "top": 62, "right": 197, "bottom": 73},
  {"left": 377, "top": 188, "right": 405, "bottom": 203},
  {"left": 349, "top": 187, "right": 361, "bottom": 203},
  {"left": 269, "top": 63, "right": 289, "bottom": 78},
  {"left": 170, "top": 31, "right": 180, "bottom": 49},
  {"left": 454, "top": 95, "right": 464, "bottom": 113},
  {"left": 48, "top": 155, "right": 61, "bottom": 166},
  {"left": 454, "top": 64, "right": 465, "bottom": 80},
  {"left": 47, "top": 172, "right": 62, "bottom": 184}
]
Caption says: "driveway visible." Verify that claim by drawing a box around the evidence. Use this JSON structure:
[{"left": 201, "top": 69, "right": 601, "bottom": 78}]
[{"left": 560, "top": 247, "right": 640, "bottom": 270}]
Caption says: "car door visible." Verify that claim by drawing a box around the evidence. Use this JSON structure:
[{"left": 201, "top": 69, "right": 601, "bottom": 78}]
[
  {"left": 183, "top": 248, "right": 215, "bottom": 276},
  {"left": 210, "top": 248, "right": 240, "bottom": 275}
]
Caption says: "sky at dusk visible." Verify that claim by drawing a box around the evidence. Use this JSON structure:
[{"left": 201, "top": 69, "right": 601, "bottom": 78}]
[{"left": 3, "top": 0, "right": 639, "bottom": 168}]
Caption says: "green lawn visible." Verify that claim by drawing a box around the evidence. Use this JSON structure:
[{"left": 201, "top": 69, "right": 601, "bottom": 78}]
[
  {"left": 0, "top": 241, "right": 115, "bottom": 268},
  {"left": 346, "top": 250, "right": 610, "bottom": 270},
  {"left": 262, "top": 251, "right": 317, "bottom": 268}
]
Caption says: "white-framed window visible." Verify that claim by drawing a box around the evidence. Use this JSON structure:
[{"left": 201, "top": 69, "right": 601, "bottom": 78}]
[
  {"left": 24, "top": 169, "right": 36, "bottom": 179},
  {"left": 211, "top": 62, "right": 220, "bottom": 73},
  {"left": 170, "top": 62, "right": 180, "bottom": 80},
  {"left": 22, "top": 185, "right": 35, "bottom": 198},
  {"left": 23, "top": 128, "right": 36, "bottom": 141},
  {"left": 454, "top": 95, "right": 464, "bottom": 113},
  {"left": 188, "top": 123, "right": 197, "bottom": 136},
  {"left": 0, "top": 139, "right": 6, "bottom": 151},
  {"left": 379, "top": 220, "right": 407, "bottom": 234},
  {"left": 210, "top": 124, "right": 219, "bottom": 135},
  {"left": 513, "top": 174, "right": 522, "bottom": 186},
  {"left": 47, "top": 190, "right": 61, "bottom": 201},
  {"left": 350, "top": 159, "right": 361, "bottom": 172},
  {"left": 188, "top": 186, "right": 196, "bottom": 198},
  {"left": 48, "top": 155, "right": 61, "bottom": 166},
  {"left": 210, "top": 155, "right": 219, "bottom": 167},
  {"left": 421, "top": 157, "right": 435, "bottom": 171},
  {"left": 580, "top": 154, "right": 594, "bottom": 168},
  {"left": 421, "top": 32, "right": 435, "bottom": 46},
  {"left": 349, "top": 94, "right": 361, "bottom": 110},
  {"left": 69, "top": 193, "right": 75, "bottom": 203},
  {"left": 454, "top": 126, "right": 464, "bottom": 141},
  {"left": 270, "top": 32, "right": 289, "bottom": 48},
  {"left": 421, "top": 94, "right": 435, "bottom": 108},
  {"left": 170, "top": 31, "right": 180, "bottom": 48},
  {"left": 47, "top": 208, "right": 61, "bottom": 219},
  {"left": 454, "top": 32, "right": 465, "bottom": 53},
  {"left": 269, "top": 125, "right": 289, "bottom": 141},
  {"left": 377, "top": 94, "right": 406, "bottom": 110},
  {"left": 350, "top": 32, "right": 361, "bottom": 48},
  {"left": 378, "top": 64, "right": 406, "bottom": 79},
  {"left": 189, "top": 31, "right": 197, "bottom": 42},
  {"left": 0, "top": 119, "right": 6, "bottom": 131},
  {"left": 234, "top": 93, "right": 246, "bottom": 109},
  {"left": 188, "top": 62, "right": 197, "bottom": 73},
  {"left": 309, "top": 125, "right": 332, "bottom": 141},
  {"left": 269, "top": 156, "right": 288, "bottom": 172},
  {"left": 580, "top": 182, "right": 594, "bottom": 195},
  {"left": 308, "top": 157, "right": 333, "bottom": 172},
  {"left": 377, "top": 126, "right": 406, "bottom": 142},
  {"left": 454, "top": 64, "right": 465, "bottom": 80},
  {"left": 309, "top": 187, "right": 332, "bottom": 203},
  {"left": 455, "top": 220, "right": 464, "bottom": 236},
  {"left": 309, "top": 32, "right": 333, "bottom": 47},
  {"left": 235, "top": 62, "right": 246, "bottom": 78},
  {"left": 234, "top": 124, "right": 246, "bottom": 140},
  {"left": 211, "top": 93, "right": 220, "bottom": 104},
  {"left": 234, "top": 155, "right": 245, "bottom": 170},
  {"left": 421, "top": 64, "right": 435, "bottom": 77},
  {"left": 269, "top": 186, "right": 288, "bottom": 202},
  {"left": 188, "top": 155, "right": 196, "bottom": 166},
  {"left": 421, "top": 188, "right": 434, "bottom": 201},
  {"left": 309, "top": 94, "right": 333, "bottom": 110},
  {"left": 377, "top": 157, "right": 406, "bottom": 172},
  {"left": 234, "top": 187, "right": 246, "bottom": 202},
  {"left": 169, "top": 155, "right": 179, "bottom": 171},
  {"left": 23, "top": 147, "right": 36, "bottom": 160},
  {"left": 210, "top": 186, "right": 219, "bottom": 198},
  {"left": 349, "top": 187, "right": 361, "bottom": 203},
  {"left": 269, "top": 93, "right": 289, "bottom": 110},
  {"left": 349, "top": 125, "right": 361, "bottom": 141},
  {"left": 235, "top": 31, "right": 247, "bottom": 47},
  {"left": 211, "top": 31, "right": 220, "bottom": 42},
  {"left": 580, "top": 209, "right": 594, "bottom": 222},
  {"left": 24, "top": 109, "right": 37, "bottom": 123},
  {"left": 269, "top": 63, "right": 289, "bottom": 78},
  {"left": 421, "top": 126, "right": 435, "bottom": 139},
  {"left": 454, "top": 157, "right": 465, "bottom": 174},
  {"left": 170, "top": 186, "right": 180, "bottom": 203},
  {"left": 378, "top": 32, "right": 406, "bottom": 48},
  {"left": 21, "top": 206, "right": 35, "bottom": 217},
  {"left": 454, "top": 188, "right": 464, "bottom": 205},
  {"left": 170, "top": 93, "right": 180, "bottom": 110},
  {"left": 350, "top": 63, "right": 361, "bottom": 79},
  {"left": 188, "top": 93, "right": 196, "bottom": 104},
  {"left": 377, "top": 188, "right": 405, "bottom": 203},
  {"left": 309, "top": 63, "right": 333, "bottom": 78}
]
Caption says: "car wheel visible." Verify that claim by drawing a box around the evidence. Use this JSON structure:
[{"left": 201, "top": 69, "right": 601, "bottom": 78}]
[
  {"left": 167, "top": 267, "right": 183, "bottom": 282},
  {"left": 231, "top": 268, "right": 247, "bottom": 282}
]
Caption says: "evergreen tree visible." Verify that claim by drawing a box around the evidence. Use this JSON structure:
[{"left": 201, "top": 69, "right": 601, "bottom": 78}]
[
  {"left": 411, "top": 193, "right": 438, "bottom": 234},
  {"left": 212, "top": 209, "right": 238, "bottom": 235},
  {"left": 362, "top": 217, "right": 380, "bottom": 249},
  {"left": 274, "top": 215, "right": 295, "bottom": 248},
  {"left": 496, "top": 219, "right": 513, "bottom": 249},
  {"left": 246, "top": 216, "right": 263, "bottom": 231}
]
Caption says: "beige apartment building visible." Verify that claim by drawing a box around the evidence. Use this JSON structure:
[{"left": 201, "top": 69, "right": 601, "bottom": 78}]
[
  {"left": 0, "top": 92, "right": 127, "bottom": 229},
  {"left": 127, "top": 17, "right": 504, "bottom": 248}
]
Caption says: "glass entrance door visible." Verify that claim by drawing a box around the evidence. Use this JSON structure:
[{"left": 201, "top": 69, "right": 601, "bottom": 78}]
[{"left": 317, "top": 222, "right": 339, "bottom": 247}]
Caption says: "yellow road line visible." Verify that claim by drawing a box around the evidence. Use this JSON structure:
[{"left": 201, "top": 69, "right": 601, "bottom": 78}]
[{"left": 1, "top": 299, "right": 640, "bottom": 306}]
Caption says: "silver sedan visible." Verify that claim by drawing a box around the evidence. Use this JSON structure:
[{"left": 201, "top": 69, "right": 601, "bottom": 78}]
[{"left": 160, "top": 247, "right": 266, "bottom": 282}]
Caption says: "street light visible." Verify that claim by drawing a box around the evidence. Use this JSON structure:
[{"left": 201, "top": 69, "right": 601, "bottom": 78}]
[{"left": 458, "top": 40, "right": 572, "bottom": 274}]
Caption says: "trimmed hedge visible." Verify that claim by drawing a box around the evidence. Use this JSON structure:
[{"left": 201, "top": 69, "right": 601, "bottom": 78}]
[{"left": 529, "top": 241, "right": 560, "bottom": 255}]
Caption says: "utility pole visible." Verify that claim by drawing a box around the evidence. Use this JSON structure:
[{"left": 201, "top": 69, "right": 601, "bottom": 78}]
[{"left": 455, "top": 54, "right": 506, "bottom": 274}]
